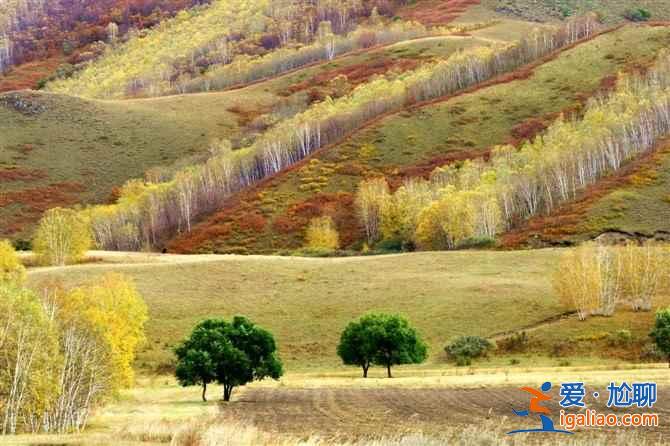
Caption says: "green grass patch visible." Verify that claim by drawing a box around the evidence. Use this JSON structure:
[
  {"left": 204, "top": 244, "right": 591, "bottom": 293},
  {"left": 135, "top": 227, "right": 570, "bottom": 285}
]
[{"left": 28, "top": 249, "right": 567, "bottom": 371}]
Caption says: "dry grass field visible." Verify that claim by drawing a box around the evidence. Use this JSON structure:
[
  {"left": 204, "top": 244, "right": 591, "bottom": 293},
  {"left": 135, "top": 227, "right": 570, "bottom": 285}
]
[{"left": 7, "top": 366, "right": 670, "bottom": 445}]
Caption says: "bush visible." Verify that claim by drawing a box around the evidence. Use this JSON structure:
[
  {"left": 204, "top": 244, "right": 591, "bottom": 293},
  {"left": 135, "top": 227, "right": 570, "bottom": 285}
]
[
  {"left": 456, "top": 236, "right": 496, "bottom": 250},
  {"left": 445, "top": 336, "right": 492, "bottom": 366},
  {"left": 650, "top": 307, "right": 670, "bottom": 366},
  {"left": 607, "top": 329, "right": 633, "bottom": 347},
  {"left": 375, "top": 237, "right": 404, "bottom": 253},
  {"left": 624, "top": 8, "right": 651, "bottom": 22},
  {"left": 291, "top": 247, "right": 340, "bottom": 257},
  {"left": 0, "top": 240, "right": 26, "bottom": 285},
  {"left": 497, "top": 331, "right": 529, "bottom": 353},
  {"left": 550, "top": 340, "right": 571, "bottom": 358},
  {"left": 12, "top": 239, "right": 31, "bottom": 251},
  {"left": 640, "top": 343, "right": 664, "bottom": 362}
]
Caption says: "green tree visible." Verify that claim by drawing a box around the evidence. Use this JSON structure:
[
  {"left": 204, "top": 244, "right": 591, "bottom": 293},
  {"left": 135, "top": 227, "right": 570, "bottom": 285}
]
[
  {"left": 174, "top": 335, "right": 217, "bottom": 401},
  {"left": 175, "top": 317, "right": 283, "bottom": 401},
  {"left": 445, "top": 335, "right": 492, "bottom": 366},
  {"left": 373, "top": 314, "right": 427, "bottom": 378},
  {"left": 338, "top": 314, "right": 427, "bottom": 378},
  {"left": 650, "top": 308, "right": 670, "bottom": 368},
  {"left": 33, "top": 208, "right": 92, "bottom": 266},
  {"left": 337, "top": 315, "right": 379, "bottom": 378}
]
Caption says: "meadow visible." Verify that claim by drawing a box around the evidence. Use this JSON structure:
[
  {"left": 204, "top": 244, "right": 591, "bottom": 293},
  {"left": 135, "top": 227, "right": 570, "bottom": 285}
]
[
  {"left": 25, "top": 249, "right": 667, "bottom": 372},
  {"left": 482, "top": 0, "right": 670, "bottom": 23}
]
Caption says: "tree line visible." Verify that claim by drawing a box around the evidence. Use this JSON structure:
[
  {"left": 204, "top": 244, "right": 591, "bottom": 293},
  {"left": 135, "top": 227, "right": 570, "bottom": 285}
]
[
  {"left": 355, "top": 47, "right": 670, "bottom": 250},
  {"left": 80, "top": 15, "right": 600, "bottom": 251},
  {"left": 175, "top": 19, "right": 495, "bottom": 94}
]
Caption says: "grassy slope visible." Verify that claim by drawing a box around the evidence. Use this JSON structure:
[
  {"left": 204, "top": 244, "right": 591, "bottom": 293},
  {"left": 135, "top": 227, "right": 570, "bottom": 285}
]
[
  {"left": 0, "top": 33, "right": 486, "bottom": 240},
  {"left": 579, "top": 145, "right": 670, "bottom": 237},
  {"left": 28, "top": 249, "right": 565, "bottom": 370},
  {"left": 170, "top": 24, "right": 670, "bottom": 254},
  {"left": 25, "top": 249, "right": 668, "bottom": 372},
  {"left": 482, "top": 0, "right": 670, "bottom": 23},
  {"left": 0, "top": 91, "right": 247, "bottom": 239},
  {"left": 500, "top": 140, "right": 670, "bottom": 246}
]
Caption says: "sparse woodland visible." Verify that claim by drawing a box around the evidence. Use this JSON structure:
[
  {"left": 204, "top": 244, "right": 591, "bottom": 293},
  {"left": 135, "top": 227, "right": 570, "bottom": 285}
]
[
  {"left": 355, "top": 48, "right": 670, "bottom": 250},
  {"left": 46, "top": 0, "right": 422, "bottom": 98},
  {"left": 0, "top": 243, "right": 148, "bottom": 434},
  {"left": 554, "top": 242, "right": 669, "bottom": 320},
  {"left": 82, "top": 15, "right": 600, "bottom": 251}
]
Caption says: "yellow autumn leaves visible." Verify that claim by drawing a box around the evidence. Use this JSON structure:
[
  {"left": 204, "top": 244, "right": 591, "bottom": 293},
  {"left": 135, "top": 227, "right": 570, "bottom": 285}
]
[
  {"left": 554, "top": 242, "right": 670, "bottom": 320},
  {"left": 0, "top": 242, "right": 147, "bottom": 434}
]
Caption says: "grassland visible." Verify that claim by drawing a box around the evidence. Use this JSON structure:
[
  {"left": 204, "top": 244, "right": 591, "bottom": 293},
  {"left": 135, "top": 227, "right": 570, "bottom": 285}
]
[
  {"left": 25, "top": 249, "right": 669, "bottom": 373},
  {"left": 171, "top": 24, "right": 670, "bottom": 254},
  {"left": 12, "top": 249, "right": 670, "bottom": 444},
  {"left": 482, "top": 0, "right": 670, "bottom": 23}
]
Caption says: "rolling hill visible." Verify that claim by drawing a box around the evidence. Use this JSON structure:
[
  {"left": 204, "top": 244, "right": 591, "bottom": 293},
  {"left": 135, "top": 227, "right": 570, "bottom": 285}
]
[
  {"left": 25, "top": 249, "right": 667, "bottom": 372},
  {"left": 1, "top": 0, "right": 670, "bottom": 254},
  {"left": 169, "top": 23, "right": 670, "bottom": 253},
  {"left": 0, "top": 28, "right": 495, "bottom": 241}
]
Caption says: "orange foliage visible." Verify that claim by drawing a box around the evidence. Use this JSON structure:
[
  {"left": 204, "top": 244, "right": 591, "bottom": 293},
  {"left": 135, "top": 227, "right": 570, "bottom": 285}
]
[{"left": 397, "top": 0, "right": 480, "bottom": 26}]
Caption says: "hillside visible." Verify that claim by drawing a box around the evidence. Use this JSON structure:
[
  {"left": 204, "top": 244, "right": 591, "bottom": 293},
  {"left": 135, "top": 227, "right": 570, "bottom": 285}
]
[
  {"left": 0, "top": 0, "right": 483, "bottom": 94},
  {"left": 26, "top": 250, "right": 667, "bottom": 372},
  {"left": 170, "top": 24, "right": 670, "bottom": 253},
  {"left": 483, "top": 0, "right": 670, "bottom": 23},
  {"left": 0, "top": 30, "right": 495, "bottom": 241},
  {"left": 0, "top": 0, "right": 210, "bottom": 90},
  {"left": 2, "top": 4, "right": 670, "bottom": 253}
]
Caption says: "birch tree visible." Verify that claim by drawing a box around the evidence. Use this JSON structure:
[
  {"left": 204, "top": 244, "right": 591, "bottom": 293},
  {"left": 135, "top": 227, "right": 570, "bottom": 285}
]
[
  {"left": 355, "top": 178, "right": 390, "bottom": 245},
  {"left": 33, "top": 208, "right": 91, "bottom": 266},
  {"left": 0, "top": 284, "right": 60, "bottom": 435}
]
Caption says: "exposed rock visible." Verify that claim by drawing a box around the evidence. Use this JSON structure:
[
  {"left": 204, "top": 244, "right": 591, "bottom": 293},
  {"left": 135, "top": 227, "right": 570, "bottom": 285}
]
[{"left": 594, "top": 230, "right": 670, "bottom": 245}]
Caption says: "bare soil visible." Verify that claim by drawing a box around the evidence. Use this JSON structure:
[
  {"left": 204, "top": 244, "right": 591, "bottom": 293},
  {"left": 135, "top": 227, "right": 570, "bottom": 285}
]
[{"left": 220, "top": 386, "right": 670, "bottom": 440}]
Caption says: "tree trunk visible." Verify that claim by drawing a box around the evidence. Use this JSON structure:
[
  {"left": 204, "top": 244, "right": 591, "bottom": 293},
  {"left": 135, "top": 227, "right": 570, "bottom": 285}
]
[
  {"left": 387, "top": 362, "right": 392, "bottom": 378},
  {"left": 202, "top": 382, "right": 207, "bottom": 402},
  {"left": 223, "top": 385, "right": 234, "bottom": 402},
  {"left": 362, "top": 364, "right": 369, "bottom": 378}
]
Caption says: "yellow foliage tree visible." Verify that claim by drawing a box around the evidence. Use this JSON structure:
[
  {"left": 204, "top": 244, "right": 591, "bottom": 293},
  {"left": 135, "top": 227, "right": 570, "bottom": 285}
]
[
  {"left": 554, "top": 243, "right": 623, "bottom": 320},
  {"left": 0, "top": 240, "right": 26, "bottom": 284},
  {"left": 355, "top": 178, "right": 390, "bottom": 245},
  {"left": 619, "top": 242, "right": 669, "bottom": 311},
  {"left": 61, "top": 273, "right": 148, "bottom": 388},
  {"left": 305, "top": 216, "right": 339, "bottom": 251},
  {"left": 415, "top": 187, "right": 475, "bottom": 249},
  {"left": 33, "top": 208, "right": 92, "bottom": 266},
  {"left": 0, "top": 284, "right": 60, "bottom": 435}
]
